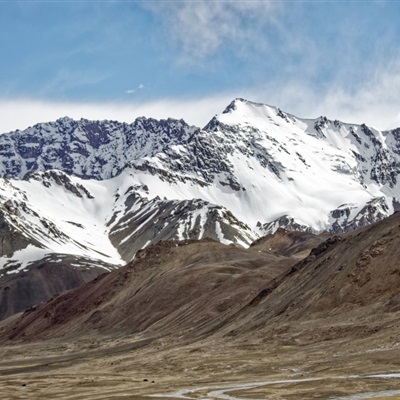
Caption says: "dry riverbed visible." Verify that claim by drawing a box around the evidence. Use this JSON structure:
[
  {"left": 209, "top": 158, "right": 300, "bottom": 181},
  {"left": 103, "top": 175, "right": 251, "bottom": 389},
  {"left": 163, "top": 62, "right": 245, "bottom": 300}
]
[{"left": 1, "top": 330, "right": 400, "bottom": 400}]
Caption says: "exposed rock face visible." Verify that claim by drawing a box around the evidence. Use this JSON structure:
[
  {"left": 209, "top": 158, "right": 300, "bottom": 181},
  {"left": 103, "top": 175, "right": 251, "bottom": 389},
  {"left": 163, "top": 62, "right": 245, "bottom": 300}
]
[
  {"left": 0, "top": 211, "right": 40, "bottom": 260},
  {"left": 0, "top": 117, "right": 196, "bottom": 180},
  {"left": 24, "top": 170, "right": 94, "bottom": 198},
  {"left": 259, "top": 216, "right": 313, "bottom": 235},
  {"left": 329, "top": 197, "right": 392, "bottom": 233},
  {"left": 109, "top": 192, "right": 256, "bottom": 262}
]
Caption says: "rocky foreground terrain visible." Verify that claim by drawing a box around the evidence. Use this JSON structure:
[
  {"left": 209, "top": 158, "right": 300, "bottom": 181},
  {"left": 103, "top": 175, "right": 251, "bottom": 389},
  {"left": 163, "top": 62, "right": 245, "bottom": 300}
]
[{"left": 1, "top": 212, "right": 400, "bottom": 399}]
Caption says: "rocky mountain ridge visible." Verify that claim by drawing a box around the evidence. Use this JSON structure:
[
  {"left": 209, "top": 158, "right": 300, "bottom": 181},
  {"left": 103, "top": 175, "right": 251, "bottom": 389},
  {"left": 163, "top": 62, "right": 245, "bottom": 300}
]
[{"left": 1, "top": 98, "right": 400, "bottom": 276}]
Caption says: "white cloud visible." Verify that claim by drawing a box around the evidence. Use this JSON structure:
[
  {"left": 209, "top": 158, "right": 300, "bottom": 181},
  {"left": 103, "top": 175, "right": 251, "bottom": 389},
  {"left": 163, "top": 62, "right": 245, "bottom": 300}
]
[
  {"left": 144, "top": 0, "right": 282, "bottom": 61},
  {"left": 1, "top": 60, "right": 400, "bottom": 135},
  {"left": 0, "top": 95, "right": 232, "bottom": 134},
  {"left": 258, "top": 59, "right": 400, "bottom": 130}
]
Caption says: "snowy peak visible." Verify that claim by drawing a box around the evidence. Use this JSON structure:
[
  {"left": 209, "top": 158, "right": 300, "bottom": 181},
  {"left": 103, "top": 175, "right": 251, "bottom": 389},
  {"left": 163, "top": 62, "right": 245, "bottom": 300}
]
[
  {"left": 222, "top": 98, "right": 278, "bottom": 116},
  {"left": 214, "top": 97, "right": 299, "bottom": 129},
  {"left": 199, "top": 98, "right": 400, "bottom": 233}
]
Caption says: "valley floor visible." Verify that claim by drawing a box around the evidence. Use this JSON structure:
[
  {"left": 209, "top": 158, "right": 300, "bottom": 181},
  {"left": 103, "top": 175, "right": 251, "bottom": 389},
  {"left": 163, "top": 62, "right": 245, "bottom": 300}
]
[{"left": 1, "top": 327, "right": 400, "bottom": 400}]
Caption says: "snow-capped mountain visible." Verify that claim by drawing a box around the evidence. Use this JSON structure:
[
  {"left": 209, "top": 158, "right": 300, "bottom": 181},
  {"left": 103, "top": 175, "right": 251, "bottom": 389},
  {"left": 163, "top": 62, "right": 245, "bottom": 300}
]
[
  {"left": 0, "top": 116, "right": 196, "bottom": 180},
  {"left": 1, "top": 98, "right": 400, "bottom": 275}
]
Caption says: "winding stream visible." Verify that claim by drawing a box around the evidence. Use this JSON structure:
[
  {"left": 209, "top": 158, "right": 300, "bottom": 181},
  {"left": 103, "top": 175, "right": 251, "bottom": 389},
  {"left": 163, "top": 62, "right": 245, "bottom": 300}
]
[{"left": 149, "top": 373, "right": 400, "bottom": 400}]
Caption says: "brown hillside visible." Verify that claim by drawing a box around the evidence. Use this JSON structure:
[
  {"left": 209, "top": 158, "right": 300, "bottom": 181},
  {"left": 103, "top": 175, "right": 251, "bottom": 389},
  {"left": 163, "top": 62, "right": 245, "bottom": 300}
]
[
  {"left": 7, "top": 209, "right": 400, "bottom": 345},
  {"left": 219, "top": 211, "right": 400, "bottom": 341},
  {"left": 2, "top": 238, "right": 309, "bottom": 342}
]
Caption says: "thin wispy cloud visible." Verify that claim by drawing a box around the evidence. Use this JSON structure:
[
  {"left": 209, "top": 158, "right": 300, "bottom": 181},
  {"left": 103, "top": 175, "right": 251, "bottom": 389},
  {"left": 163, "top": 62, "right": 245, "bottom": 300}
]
[
  {"left": 40, "top": 68, "right": 110, "bottom": 97},
  {"left": 144, "top": 0, "right": 282, "bottom": 62},
  {"left": 125, "top": 84, "right": 145, "bottom": 95}
]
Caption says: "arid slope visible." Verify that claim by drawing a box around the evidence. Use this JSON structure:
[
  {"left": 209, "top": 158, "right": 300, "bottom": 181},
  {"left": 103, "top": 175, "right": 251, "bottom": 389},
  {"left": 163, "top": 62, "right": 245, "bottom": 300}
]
[
  {"left": 2, "top": 237, "right": 314, "bottom": 342},
  {"left": 4, "top": 209, "right": 400, "bottom": 346}
]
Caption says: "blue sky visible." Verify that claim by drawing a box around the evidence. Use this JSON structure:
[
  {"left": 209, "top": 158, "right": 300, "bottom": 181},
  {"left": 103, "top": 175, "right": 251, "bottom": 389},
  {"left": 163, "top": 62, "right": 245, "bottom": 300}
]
[{"left": 1, "top": 0, "right": 400, "bottom": 132}]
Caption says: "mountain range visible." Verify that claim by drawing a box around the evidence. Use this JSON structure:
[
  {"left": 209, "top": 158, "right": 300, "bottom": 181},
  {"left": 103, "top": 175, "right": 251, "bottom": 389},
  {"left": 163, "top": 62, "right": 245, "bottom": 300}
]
[{"left": 1, "top": 98, "right": 400, "bottom": 319}]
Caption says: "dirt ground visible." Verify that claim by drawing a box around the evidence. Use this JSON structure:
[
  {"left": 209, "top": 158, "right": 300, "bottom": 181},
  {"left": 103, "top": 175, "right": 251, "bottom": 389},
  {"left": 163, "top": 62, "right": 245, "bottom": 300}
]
[{"left": 1, "top": 328, "right": 400, "bottom": 400}]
